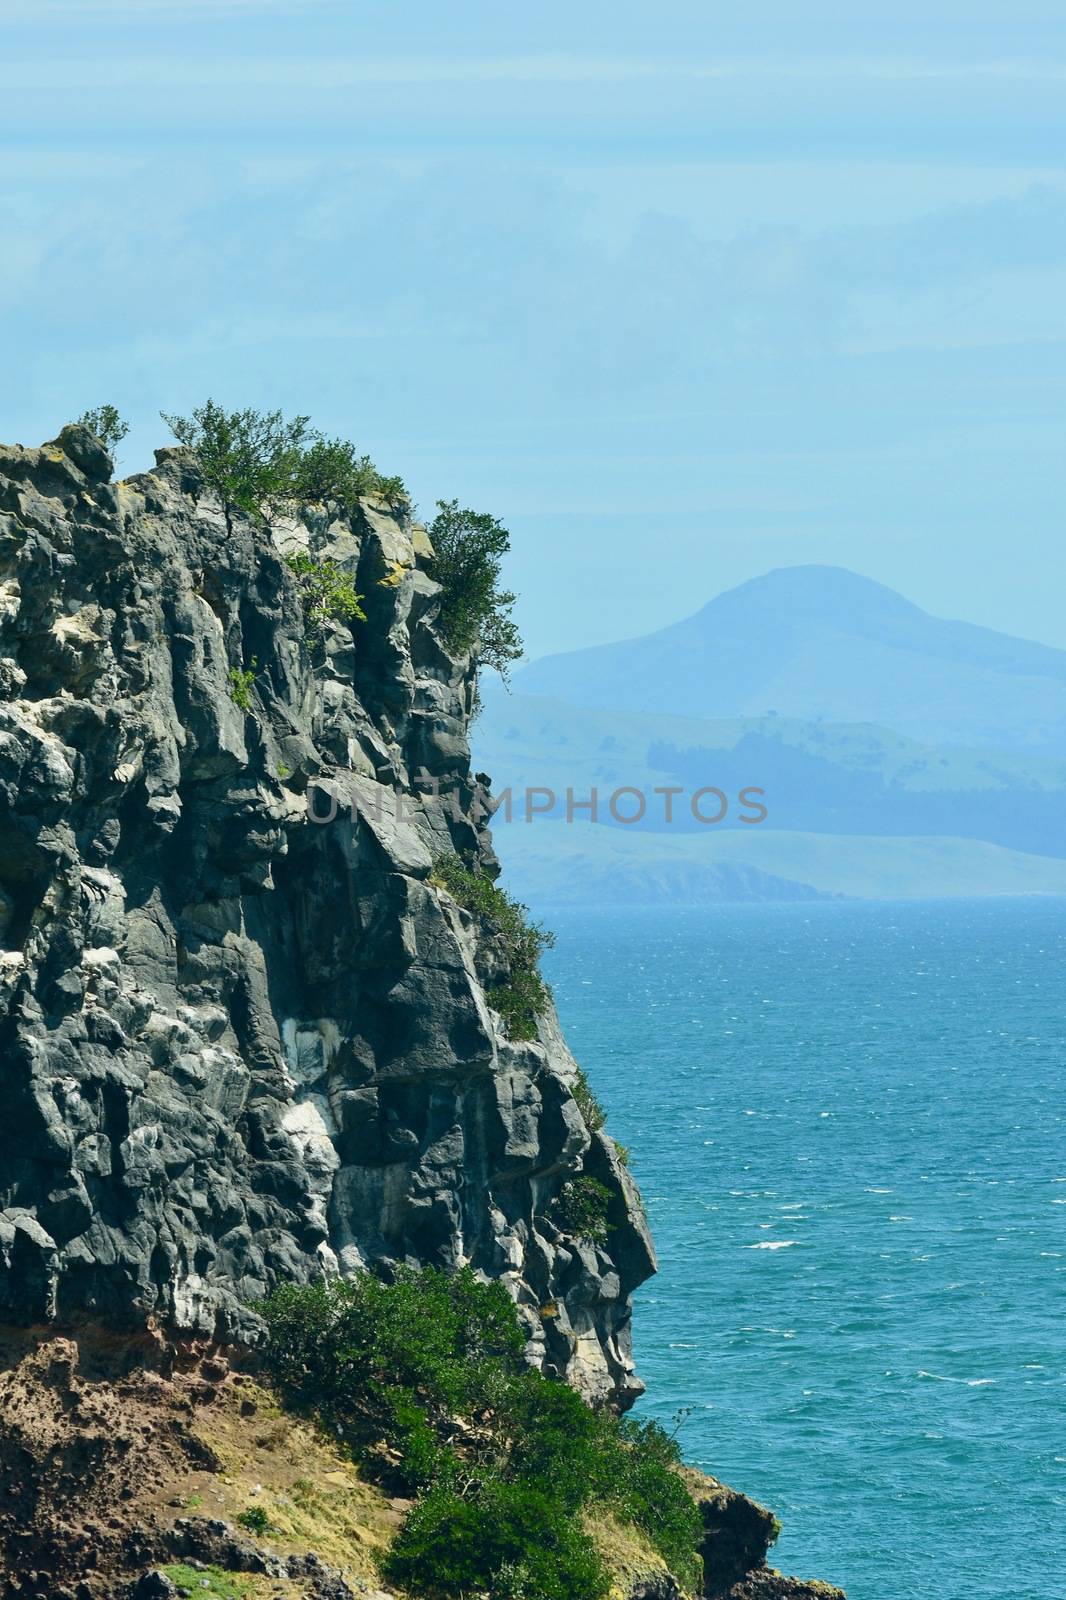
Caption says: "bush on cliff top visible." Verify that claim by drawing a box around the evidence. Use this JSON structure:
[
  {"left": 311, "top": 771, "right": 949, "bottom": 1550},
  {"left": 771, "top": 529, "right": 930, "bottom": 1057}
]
[
  {"left": 261, "top": 1268, "right": 703, "bottom": 1599},
  {"left": 161, "top": 400, "right": 406, "bottom": 525},
  {"left": 429, "top": 853, "right": 554, "bottom": 1041},
  {"left": 159, "top": 408, "right": 523, "bottom": 697},
  {"left": 76, "top": 404, "right": 129, "bottom": 451}
]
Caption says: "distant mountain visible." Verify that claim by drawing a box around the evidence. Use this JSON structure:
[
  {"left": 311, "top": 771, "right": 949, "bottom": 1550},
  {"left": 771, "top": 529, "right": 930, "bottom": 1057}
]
[
  {"left": 472, "top": 567, "right": 1066, "bottom": 903},
  {"left": 514, "top": 566, "right": 1066, "bottom": 756}
]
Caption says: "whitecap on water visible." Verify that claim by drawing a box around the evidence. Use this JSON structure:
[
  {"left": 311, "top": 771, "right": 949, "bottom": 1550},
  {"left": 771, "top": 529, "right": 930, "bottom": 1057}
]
[
  {"left": 745, "top": 1240, "right": 798, "bottom": 1250},
  {"left": 917, "top": 1371, "right": 997, "bottom": 1386}
]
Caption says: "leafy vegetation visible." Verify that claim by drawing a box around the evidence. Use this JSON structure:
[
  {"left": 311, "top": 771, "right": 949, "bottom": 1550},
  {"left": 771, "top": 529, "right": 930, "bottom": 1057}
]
[
  {"left": 260, "top": 1268, "right": 703, "bottom": 1600},
  {"left": 76, "top": 405, "right": 128, "bottom": 450},
  {"left": 291, "top": 434, "right": 406, "bottom": 507},
  {"left": 160, "top": 1567, "right": 248, "bottom": 1600},
  {"left": 385, "top": 1481, "right": 610, "bottom": 1600},
  {"left": 160, "top": 400, "right": 405, "bottom": 527},
  {"left": 571, "top": 1064, "right": 606, "bottom": 1133},
  {"left": 487, "top": 968, "right": 552, "bottom": 1044},
  {"left": 550, "top": 1177, "right": 613, "bottom": 1244},
  {"left": 162, "top": 401, "right": 312, "bottom": 524},
  {"left": 569, "top": 1068, "right": 629, "bottom": 1166},
  {"left": 429, "top": 854, "right": 554, "bottom": 1041},
  {"left": 284, "top": 551, "right": 366, "bottom": 636},
  {"left": 235, "top": 1504, "right": 272, "bottom": 1535},
  {"left": 427, "top": 500, "right": 523, "bottom": 682},
  {"left": 228, "top": 657, "right": 257, "bottom": 712}
]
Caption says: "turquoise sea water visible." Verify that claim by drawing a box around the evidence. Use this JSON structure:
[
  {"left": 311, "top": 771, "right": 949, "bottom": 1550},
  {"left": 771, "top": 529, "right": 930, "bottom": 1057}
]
[{"left": 541, "top": 901, "right": 1066, "bottom": 1600}]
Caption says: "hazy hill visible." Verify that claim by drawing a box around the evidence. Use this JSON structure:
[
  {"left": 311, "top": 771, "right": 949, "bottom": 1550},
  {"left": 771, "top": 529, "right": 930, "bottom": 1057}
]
[
  {"left": 514, "top": 566, "right": 1066, "bottom": 756},
  {"left": 490, "top": 822, "right": 1066, "bottom": 905},
  {"left": 474, "top": 690, "right": 1066, "bottom": 858},
  {"left": 474, "top": 567, "right": 1066, "bottom": 902}
]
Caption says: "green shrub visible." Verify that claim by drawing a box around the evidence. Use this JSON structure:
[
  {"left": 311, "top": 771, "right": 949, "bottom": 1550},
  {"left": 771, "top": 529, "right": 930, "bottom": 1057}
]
[
  {"left": 76, "top": 405, "right": 129, "bottom": 450},
  {"left": 284, "top": 551, "right": 366, "bottom": 636},
  {"left": 485, "top": 969, "right": 551, "bottom": 1043},
  {"left": 427, "top": 500, "right": 523, "bottom": 680},
  {"left": 260, "top": 1271, "right": 704, "bottom": 1598},
  {"left": 496, "top": 1368, "right": 605, "bottom": 1513},
  {"left": 383, "top": 1480, "right": 610, "bottom": 1600},
  {"left": 162, "top": 401, "right": 313, "bottom": 524},
  {"left": 161, "top": 401, "right": 404, "bottom": 527},
  {"left": 608, "top": 1416, "right": 704, "bottom": 1594},
  {"left": 261, "top": 1264, "right": 523, "bottom": 1465},
  {"left": 235, "top": 1504, "right": 271, "bottom": 1535},
  {"left": 430, "top": 854, "right": 553, "bottom": 1041},
  {"left": 550, "top": 1177, "right": 612, "bottom": 1245},
  {"left": 228, "top": 657, "right": 257, "bottom": 712},
  {"left": 571, "top": 1065, "right": 605, "bottom": 1133},
  {"left": 291, "top": 435, "right": 406, "bottom": 507}
]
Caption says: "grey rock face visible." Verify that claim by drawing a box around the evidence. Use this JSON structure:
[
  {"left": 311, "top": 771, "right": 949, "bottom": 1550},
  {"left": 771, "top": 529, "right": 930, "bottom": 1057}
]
[{"left": 0, "top": 426, "right": 654, "bottom": 1405}]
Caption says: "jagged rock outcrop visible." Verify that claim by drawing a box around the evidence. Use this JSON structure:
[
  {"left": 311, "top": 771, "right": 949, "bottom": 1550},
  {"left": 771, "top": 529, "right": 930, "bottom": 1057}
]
[
  {"left": 0, "top": 425, "right": 654, "bottom": 1406},
  {"left": 689, "top": 1475, "right": 844, "bottom": 1600}
]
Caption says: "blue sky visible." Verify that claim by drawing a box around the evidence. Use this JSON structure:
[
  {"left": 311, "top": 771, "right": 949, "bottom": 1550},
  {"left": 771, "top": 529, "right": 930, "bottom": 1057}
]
[{"left": 4, "top": 1, "right": 1065, "bottom": 658}]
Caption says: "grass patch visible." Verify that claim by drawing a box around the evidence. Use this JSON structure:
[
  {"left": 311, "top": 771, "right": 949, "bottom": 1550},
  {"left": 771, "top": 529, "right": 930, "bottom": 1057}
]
[
  {"left": 187, "top": 1378, "right": 396, "bottom": 1586},
  {"left": 571, "top": 1064, "right": 606, "bottom": 1133},
  {"left": 161, "top": 1566, "right": 249, "bottom": 1600}
]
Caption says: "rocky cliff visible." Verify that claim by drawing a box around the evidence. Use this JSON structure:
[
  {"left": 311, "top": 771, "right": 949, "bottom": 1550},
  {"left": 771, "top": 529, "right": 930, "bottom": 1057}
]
[
  {"left": 0, "top": 426, "right": 845, "bottom": 1600},
  {"left": 0, "top": 424, "right": 652, "bottom": 1407}
]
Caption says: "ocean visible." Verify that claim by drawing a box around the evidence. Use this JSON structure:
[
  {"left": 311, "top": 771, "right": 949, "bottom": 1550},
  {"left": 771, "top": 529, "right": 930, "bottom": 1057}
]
[{"left": 541, "top": 899, "right": 1066, "bottom": 1600}]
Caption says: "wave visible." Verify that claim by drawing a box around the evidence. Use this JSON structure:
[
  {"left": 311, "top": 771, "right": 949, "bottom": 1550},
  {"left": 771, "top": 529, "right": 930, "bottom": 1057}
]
[{"left": 917, "top": 1371, "right": 998, "bottom": 1387}]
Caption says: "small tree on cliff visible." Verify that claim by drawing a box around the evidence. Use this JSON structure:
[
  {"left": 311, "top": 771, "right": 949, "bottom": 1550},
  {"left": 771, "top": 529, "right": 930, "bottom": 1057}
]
[
  {"left": 161, "top": 401, "right": 313, "bottom": 525},
  {"left": 76, "top": 405, "right": 129, "bottom": 451},
  {"left": 428, "top": 500, "right": 523, "bottom": 682},
  {"left": 160, "top": 401, "right": 406, "bottom": 527}
]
